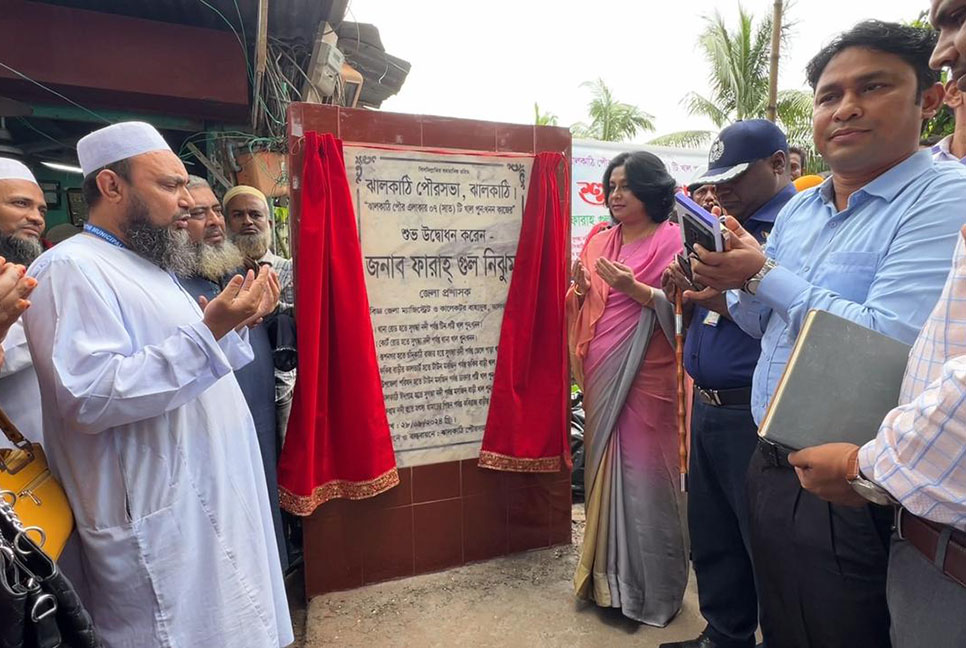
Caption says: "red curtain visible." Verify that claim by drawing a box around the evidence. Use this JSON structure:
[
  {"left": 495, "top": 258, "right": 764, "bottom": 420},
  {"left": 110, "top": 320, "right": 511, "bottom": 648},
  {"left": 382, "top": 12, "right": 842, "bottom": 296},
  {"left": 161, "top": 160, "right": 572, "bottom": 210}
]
[
  {"left": 479, "top": 152, "right": 571, "bottom": 473},
  {"left": 278, "top": 131, "right": 398, "bottom": 516}
]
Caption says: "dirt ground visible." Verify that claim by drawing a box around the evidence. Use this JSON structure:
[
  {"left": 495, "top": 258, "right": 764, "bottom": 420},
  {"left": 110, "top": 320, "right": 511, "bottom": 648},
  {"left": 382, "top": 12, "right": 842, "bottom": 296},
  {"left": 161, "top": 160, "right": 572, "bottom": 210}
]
[{"left": 287, "top": 504, "right": 705, "bottom": 648}]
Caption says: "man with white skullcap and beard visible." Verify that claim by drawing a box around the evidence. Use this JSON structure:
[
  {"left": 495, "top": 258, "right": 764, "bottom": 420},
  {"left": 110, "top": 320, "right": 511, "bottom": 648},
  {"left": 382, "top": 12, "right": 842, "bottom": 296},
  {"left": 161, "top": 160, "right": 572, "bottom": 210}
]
[
  {"left": 224, "top": 185, "right": 297, "bottom": 444},
  {"left": 0, "top": 158, "right": 45, "bottom": 448},
  {"left": 22, "top": 122, "right": 293, "bottom": 647}
]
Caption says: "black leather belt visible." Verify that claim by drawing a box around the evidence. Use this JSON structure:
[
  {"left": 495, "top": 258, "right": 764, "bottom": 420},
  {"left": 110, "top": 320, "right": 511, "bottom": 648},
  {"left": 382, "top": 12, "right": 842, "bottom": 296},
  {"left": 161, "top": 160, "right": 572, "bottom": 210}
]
[
  {"left": 756, "top": 439, "right": 792, "bottom": 468},
  {"left": 695, "top": 385, "right": 753, "bottom": 407}
]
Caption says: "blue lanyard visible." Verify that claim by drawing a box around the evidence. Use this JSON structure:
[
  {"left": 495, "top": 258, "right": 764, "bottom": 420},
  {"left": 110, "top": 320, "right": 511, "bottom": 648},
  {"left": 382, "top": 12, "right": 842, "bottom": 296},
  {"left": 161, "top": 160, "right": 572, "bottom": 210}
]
[{"left": 83, "top": 223, "right": 126, "bottom": 249}]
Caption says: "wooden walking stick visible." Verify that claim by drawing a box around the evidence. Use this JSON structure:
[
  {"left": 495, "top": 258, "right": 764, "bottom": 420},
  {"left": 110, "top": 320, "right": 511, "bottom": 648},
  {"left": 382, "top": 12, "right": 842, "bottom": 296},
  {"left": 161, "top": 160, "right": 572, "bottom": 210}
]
[{"left": 675, "top": 289, "right": 688, "bottom": 492}]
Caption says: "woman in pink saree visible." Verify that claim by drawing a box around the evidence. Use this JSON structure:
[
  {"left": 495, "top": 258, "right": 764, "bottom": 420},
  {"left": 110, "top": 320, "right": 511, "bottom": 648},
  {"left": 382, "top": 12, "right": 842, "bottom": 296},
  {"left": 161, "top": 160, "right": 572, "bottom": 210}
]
[{"left": 570, "top": 151, "right": 688, "bottom": 625}]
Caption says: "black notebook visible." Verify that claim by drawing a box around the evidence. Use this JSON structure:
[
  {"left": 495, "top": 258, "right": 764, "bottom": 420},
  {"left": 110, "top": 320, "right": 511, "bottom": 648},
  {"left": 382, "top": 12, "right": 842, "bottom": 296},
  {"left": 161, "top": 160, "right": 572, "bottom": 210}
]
[{"left": 758, "top": 309, "right": 912, "bottom": 451}]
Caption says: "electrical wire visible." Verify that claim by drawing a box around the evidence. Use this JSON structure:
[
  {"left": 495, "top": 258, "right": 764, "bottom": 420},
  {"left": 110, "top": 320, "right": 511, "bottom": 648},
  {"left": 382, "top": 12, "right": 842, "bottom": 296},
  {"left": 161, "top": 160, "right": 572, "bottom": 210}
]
[
  {"left": 15, "top": 118, "right": 71, "bottom": 149},
  {"left": 195, "top": 0, "right": 253, "bottom": 83},
  {"left": 0, "top": 61, "right": 111, "bottom": 124},
  {"left": 270, "top": 43, "right": 325, "bottom": 99},
  {"left": 231, "top": 0, "right": 248, "bottom": 58}
]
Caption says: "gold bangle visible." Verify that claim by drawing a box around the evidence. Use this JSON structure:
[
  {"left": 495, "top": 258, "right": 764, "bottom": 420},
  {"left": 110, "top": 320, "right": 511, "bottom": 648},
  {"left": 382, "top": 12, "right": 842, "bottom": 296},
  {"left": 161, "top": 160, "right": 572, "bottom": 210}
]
[{"left": 573, "top": 286, "right": 585, "bottom": 297}]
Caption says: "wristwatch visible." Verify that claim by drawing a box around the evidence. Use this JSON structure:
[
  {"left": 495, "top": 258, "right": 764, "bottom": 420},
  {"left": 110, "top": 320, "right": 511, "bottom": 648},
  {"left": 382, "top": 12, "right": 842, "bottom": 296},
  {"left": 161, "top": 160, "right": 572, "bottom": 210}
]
[
  {"left": 846, "top": 450, "right": 895, "bottom": 506},
  {"left": 742, "top": 258, "right": 778, "bottom": 296}
]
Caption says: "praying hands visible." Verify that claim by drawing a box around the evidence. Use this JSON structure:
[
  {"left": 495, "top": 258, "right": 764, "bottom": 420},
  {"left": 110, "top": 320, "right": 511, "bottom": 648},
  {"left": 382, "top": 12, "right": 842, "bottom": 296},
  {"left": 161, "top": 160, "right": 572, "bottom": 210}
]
[
  {"left": 0, "top": 258, "right": 36, "bottom": 349},
  {"left": 595, "top": 257, "right": 654, "bottom": 306},
  {"left": 200, "top": 265, "right": 280, "bottom": 339}
]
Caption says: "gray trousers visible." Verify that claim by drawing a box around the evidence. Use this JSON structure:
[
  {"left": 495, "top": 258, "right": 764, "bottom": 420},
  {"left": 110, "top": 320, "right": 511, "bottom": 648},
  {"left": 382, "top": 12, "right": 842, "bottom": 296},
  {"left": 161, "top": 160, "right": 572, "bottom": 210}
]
[{"left": 888, "top": 536, "right": 966, "bottom": 647}]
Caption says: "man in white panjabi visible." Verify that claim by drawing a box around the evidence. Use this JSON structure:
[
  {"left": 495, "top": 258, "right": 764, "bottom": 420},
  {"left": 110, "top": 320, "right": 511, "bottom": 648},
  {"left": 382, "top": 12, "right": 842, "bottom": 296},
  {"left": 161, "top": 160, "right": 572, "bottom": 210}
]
[
  {"left": 22, "top": 122, "right": 293, "bottom": 647},
  {"left": 0, "top": 158, "right": 46, "bottom": 447}
]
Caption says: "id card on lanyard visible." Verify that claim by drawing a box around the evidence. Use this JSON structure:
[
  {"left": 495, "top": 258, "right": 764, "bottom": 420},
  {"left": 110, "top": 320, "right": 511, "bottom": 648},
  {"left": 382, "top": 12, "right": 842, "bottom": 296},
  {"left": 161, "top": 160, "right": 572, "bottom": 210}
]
[{"left": 83, "top": 223, "right": 126, "bottom": 249}]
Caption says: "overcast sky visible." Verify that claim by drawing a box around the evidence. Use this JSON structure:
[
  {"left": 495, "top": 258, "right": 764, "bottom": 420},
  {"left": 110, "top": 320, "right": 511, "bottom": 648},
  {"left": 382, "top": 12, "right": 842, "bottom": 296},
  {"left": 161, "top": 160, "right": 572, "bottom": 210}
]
[{"left": 348, "top": 0, "right": 926, "bottom": 143}]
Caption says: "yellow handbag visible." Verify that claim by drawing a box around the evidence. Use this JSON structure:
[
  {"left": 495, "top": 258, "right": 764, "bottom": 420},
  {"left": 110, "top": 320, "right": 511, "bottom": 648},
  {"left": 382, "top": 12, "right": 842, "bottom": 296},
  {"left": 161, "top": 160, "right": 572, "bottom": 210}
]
[{"left": 0, "top": 406, "right": 73, "bottom": 559}]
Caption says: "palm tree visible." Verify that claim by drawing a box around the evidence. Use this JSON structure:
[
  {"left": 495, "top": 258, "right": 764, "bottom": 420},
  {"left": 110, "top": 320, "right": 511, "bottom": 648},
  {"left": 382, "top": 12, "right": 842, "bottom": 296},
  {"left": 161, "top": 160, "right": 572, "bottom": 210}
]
[
  {"left": 571, "top": 79, "right": 655, "bottom": 142},
  {"left": 689, "top": 8, "right": 774, "bottom": 127},
  {"left": 534, "top": 102, "right": 559, "bottom": 126},
  {"left": 649, "top": 6, "right": 814, "bottom": 166}
]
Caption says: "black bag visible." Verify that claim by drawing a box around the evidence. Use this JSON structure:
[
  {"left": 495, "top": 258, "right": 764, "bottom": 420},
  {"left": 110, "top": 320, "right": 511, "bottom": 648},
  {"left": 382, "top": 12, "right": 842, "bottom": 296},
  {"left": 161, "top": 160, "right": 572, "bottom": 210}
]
[{"left": 0, "top": 492, "right": 100, "bottom": 648}]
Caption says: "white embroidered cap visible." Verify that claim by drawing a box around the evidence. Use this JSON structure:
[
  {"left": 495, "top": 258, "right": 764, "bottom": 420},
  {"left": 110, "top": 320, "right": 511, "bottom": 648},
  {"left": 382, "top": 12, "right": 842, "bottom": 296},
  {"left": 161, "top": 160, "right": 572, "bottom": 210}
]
[
  {"left": 0, "top": 158, "right": 38, "bottom": 185},
  {"left": 77, "top": 121, "right": 172, "bottom": 176}
]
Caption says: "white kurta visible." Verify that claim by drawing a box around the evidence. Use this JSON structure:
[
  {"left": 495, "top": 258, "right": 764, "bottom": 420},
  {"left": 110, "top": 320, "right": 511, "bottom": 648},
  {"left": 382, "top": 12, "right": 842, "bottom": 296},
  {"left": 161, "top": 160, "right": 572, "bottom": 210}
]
[
  {"left": 23, "top": 234, "right": 294, "bottom": 648},
  {"left": 0, "top": 320, "right": 43, "bottom": 447}
]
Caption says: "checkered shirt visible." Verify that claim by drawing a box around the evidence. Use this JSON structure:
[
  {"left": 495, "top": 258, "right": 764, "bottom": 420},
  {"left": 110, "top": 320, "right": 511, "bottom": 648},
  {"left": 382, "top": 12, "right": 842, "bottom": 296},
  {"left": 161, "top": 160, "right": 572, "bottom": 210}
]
[
  {"left": 260, "top": 251, "right": 294, "bottom": 312},
  {"left": 860, "top": 235, "right": 966, "bottom": 530}
]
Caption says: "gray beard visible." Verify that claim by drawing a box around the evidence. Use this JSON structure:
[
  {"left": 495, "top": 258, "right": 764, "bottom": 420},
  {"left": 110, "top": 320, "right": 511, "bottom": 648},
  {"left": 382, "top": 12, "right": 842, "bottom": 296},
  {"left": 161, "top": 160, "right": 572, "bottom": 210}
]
[
  {"left": 0, "top": 234, "right": 43, "bottom": 266},
  {"left": 196, "top": 239, "right": 245, "bottom": 282},
  {"left": 124, "top": 197, "right": 196, "bottom": 277},
  {"left": 231, "top": 230, "right": 270, "bottom": 260}
]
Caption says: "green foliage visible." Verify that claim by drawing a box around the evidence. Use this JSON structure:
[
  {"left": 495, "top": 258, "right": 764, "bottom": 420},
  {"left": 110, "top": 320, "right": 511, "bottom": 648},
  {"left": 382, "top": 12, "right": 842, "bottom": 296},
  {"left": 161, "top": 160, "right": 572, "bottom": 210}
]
[
  {"left": 534, "top": 102, "right": 559, "bottom": 127},
  {"left": 649, "top": 5, "right": 818, "bottom": 171},
  {"left": 686, "top": 8, "right": 777, "bottom": 127},
  {"left": 909, "top": 9, "right": 929, "bottom": 28},
  {"left": 571, "top": 79, "right": 656, "bottom": 142},
  {"left": 924, "top": 106, "right": 956, "bottom": 143},
  {"left": 906, "top": 10, "right": 955, "bottom": 143},
  {"left": 648, "top": 130, "right": 716, "bottom": 148}
]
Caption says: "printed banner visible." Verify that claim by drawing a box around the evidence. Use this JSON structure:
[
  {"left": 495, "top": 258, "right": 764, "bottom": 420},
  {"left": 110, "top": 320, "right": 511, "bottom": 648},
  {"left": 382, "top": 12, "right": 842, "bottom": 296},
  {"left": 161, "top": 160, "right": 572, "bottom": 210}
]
[{"left": 571, "top": 139, "right": 708, "bottom": 257}]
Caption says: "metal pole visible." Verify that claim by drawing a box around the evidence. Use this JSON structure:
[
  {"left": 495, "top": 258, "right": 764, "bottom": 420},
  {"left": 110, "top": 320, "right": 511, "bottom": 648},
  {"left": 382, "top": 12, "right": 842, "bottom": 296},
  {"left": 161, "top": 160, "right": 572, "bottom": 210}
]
[{"left": 766, "top": 0, "right": 783, "bottom": 122}]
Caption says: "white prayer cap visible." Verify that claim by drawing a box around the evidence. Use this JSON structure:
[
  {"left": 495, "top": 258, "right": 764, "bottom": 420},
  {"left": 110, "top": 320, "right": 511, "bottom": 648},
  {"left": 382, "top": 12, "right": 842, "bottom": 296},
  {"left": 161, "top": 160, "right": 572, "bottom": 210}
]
[
  {"left": 0, "top": 158, "right": 37, "bottom": 185},
  {"left": 77, "top": 121, "right": 172, "bottom": 176}
]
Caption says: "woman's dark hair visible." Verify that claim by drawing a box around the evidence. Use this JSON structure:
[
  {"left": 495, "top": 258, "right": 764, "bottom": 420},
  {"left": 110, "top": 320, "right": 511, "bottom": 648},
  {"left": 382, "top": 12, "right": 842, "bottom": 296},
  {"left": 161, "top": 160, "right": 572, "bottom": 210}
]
[
  {"left": 602, "top": 151, "right": 676, "bottom": 224},
  {"left": 81, "top": 158, "right": 133, "bottom": 208},
  {"left": 805, "top": 21, "right": 940, "bottom": 101}
]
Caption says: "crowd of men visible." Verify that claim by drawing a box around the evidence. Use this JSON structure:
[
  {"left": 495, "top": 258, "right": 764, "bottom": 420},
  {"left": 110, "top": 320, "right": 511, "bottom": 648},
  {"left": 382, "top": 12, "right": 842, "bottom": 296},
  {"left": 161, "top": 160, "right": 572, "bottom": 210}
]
[
  {"left": 0, "top": 121, "right": 296, "bottom": 647},
  {"left": 4, "top": 2, "right": 966, "bottom": 648}
]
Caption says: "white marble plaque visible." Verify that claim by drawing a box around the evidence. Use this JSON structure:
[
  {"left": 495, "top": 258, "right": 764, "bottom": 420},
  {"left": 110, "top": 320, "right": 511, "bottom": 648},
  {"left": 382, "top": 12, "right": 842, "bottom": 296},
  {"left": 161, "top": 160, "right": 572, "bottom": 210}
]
[{"left": 345, "top": 146, "right": 533, "bottom": 468}]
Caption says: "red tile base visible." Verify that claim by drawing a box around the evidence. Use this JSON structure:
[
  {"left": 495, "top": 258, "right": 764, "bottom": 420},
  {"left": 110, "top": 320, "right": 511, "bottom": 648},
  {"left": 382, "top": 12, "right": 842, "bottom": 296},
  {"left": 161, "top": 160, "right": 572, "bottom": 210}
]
[
  {"left": 303, "top": 459, "right": 571, "bottom": 599},
  {"left": 291, "top": 104, "right": 573, "bottom": 600}
]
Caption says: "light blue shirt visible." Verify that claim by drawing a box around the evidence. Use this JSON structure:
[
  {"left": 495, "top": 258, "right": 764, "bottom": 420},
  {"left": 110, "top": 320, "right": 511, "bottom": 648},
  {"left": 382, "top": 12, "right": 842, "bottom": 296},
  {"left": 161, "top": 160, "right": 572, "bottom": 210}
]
[{"left": 728, "top": 150, "right": 966, "bottom": 424}]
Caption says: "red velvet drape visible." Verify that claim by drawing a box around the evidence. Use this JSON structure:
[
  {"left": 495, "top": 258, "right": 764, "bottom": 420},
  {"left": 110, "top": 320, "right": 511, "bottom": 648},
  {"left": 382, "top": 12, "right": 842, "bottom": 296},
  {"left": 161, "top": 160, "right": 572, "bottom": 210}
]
[
  {"left": 478, "top": 152, "right": 571, "bottom": 473},
  {"left": 278, "top": 131, "right": 398, "bottom": 516}
]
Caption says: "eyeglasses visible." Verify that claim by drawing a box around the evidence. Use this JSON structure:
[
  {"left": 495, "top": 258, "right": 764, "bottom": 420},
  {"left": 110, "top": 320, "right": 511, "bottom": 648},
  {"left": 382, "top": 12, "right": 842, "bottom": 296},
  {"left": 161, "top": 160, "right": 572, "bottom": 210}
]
[{"left": 188, "top": 206, "right": 223, "bottom": 221}]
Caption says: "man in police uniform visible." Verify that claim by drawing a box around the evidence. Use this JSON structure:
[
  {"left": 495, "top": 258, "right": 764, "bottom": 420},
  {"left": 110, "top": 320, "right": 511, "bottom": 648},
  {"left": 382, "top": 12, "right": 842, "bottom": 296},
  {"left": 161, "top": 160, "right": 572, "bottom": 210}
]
[{"left": 661, "top": 120, "right": 796, "bottom": 648}]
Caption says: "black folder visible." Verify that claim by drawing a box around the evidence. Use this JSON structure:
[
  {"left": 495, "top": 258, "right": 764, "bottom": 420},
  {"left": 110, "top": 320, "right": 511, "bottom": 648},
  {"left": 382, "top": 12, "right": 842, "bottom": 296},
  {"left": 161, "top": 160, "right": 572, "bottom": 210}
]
[{"left": 758, "top": 309, "right": 912, "bottom": 451}]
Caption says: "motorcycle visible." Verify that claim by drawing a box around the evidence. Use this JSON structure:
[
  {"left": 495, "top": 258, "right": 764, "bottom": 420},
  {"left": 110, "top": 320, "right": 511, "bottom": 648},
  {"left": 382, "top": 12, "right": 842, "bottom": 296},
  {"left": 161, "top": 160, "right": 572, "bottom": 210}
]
[{"left": 570, "top": 390, "right": 586, "bottom": 500}]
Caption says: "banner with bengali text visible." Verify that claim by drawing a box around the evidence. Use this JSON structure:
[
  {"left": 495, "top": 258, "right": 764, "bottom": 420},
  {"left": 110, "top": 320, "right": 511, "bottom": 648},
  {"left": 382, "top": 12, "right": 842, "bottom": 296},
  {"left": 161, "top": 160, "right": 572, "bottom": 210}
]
[{"left": 571, "top": 139, "right": 708, "bottom": 258}]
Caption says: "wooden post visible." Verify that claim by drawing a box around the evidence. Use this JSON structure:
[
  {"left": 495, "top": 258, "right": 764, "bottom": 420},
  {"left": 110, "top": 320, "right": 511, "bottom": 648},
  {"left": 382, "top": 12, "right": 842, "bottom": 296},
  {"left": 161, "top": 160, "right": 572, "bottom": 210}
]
[
  {"left": 766, "top": 0, "right": 783, "bottom": 122},
  {"left": 251, "top": 0, "right": 269, "bottom": 132}
]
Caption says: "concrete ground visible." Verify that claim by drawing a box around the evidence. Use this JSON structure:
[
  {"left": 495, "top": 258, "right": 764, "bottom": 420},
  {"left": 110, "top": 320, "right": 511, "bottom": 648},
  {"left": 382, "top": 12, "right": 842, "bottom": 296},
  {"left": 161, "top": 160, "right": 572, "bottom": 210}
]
[{"left": 288, "top": 504, "right": 705, "bottom": 648}]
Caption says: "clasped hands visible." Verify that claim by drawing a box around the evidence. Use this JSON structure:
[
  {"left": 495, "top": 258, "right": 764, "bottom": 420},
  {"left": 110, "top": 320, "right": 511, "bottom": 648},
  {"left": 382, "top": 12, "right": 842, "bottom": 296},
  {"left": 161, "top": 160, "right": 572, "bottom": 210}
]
[
  {"left": 571, "top": 257, "right": 653, "bottom": 305},
  {"left": 0, "top": 258, "right": 38, "bottom": 358},
  {"left": 201, "top": 265, "right": 281, "bottom": 340}
]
